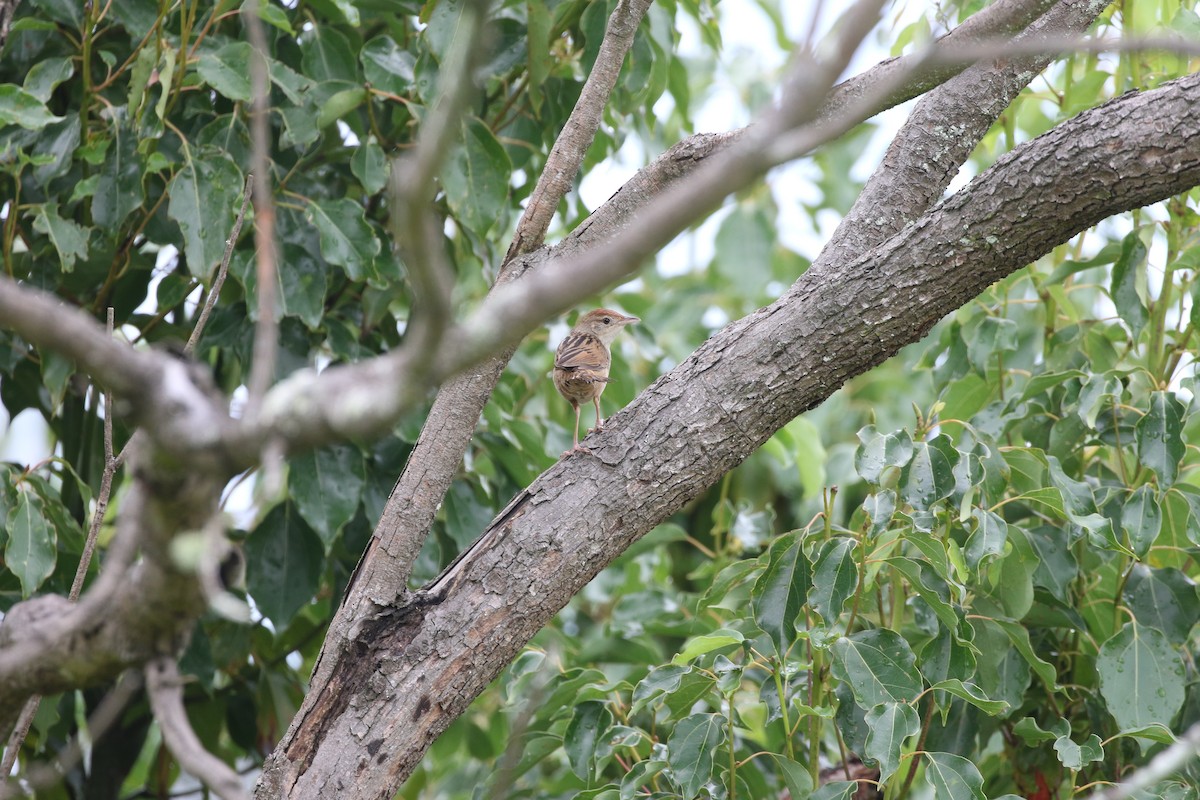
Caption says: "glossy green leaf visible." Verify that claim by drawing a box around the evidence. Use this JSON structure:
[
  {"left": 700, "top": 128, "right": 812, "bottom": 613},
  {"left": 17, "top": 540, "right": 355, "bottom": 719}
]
[
  {"left": 361, "top": 36, "right": 415, "bottom": 95},
  {"left": 862, "top": 490, "right": 896, "bottom": 535},
  {"left": 1124, "top": 565, "right": 1200, "bottom": 645},
  {"left": 864, "top": 702, "right": 919, "bottom": 782},
  {"left": 317, "top": 86, "right": 367, "bottom": 128},
  {"left": 23, "top": 56, "right": 73, "bottom": 102},
  {"left": 1122, "top": 485, "right": 1162, "bottom": 557},
  {"left": 1110, "top": 230, "right": 1149, "bottom": 337},
  {"left": 965, "top": 507, "right": 1008, "bottom": 568},
  {"left": 0, "top": 84, "right": 64, "bottom": 129},
  {"left": 899, "top": 436, "right": 958, "bottom": 511},
  {"left": 1012, "top": 716, "right": 1068, "bottom": 745},
  {"left": 305, "top": 198, "right": 382, "bottom": 281},
  {"left": 666, "top": 713, "right": 724, "bottom": 798},
  {"left": 923, "top": 752, "right": 984, "bottom": 799},
  {"left": 620, "top": 759, "right": 667, "bottom": 800},
  {"left": 245, "top": 501, "right": 324, "bottom": 624},
  {"left": 564, "top": 701, "right": 611, "bottom": 780},
  {"left": 197, "top": 42, "right": 255, "bottom": 102},
  {"left": 671, "top": 629, "right": 744, "bottom": 665},
  {"left": 830, "top": 629, "right": 922, "bottom": 708},
  {"left": 442, "top": 116, "right": 512, "bottom": 235},
  {"left": 289, "top": 444, "right": 366, "bottom": 550},
  {"left": 1136, "top": 391, "right": 1186, "bottom": 487},
  {"left": 762, "top": 754, "right": 813, "bottom": 800},
  {"left": 32, "top": 202, "right": 88, "bottom": 272},
  {"left": 92, "top": 125, "right": 143, "bottom": 229},
  {"left": 926, "top": 679, "right": 1008, "bottom": 715},
  {"left": 809, "top": 537, "right": 858, "bottom": 625},
  {"left": 168, "top": 153, "right": 244, "bottom": 279},
  {"left": 854, "top": 426, "right": 913, "bottom": 484},
  {"left": 752, "top": 531, "right": 810, "bottom": 655},
  {"left": 6, "top": 488, "right": 57, "bottom": 597},
  {"left": 991, "top": 618, "right": 1059, "bottom": 691},
  {"left": 351, "top": 136, "right": 389, "bottom": 195},
  {"left": 1053, "top": 732, "right": 1104, "bottom": 770},
  {"left": 811, "top": 783, "right": 856, "bottom": 800},
  {"left": 1096, "top": 622, "right": 1185, "bottom": 731}
]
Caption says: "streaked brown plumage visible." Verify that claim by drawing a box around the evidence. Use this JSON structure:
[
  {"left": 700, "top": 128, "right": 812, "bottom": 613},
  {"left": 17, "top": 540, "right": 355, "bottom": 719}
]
[{"left": 553, "top": 308, "right": 639, "bottom": 454}]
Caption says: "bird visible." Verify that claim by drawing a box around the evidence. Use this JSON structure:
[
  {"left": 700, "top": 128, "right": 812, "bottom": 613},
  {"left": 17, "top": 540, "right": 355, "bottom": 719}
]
[{"left": 553, "top": 308, "right": 639, "bottom": 454}]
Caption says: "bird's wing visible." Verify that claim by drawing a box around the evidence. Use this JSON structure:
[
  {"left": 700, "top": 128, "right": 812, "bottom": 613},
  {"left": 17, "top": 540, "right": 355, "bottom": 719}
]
[{"left": 554, "top": 332, "right": 609, "bottom": 372}]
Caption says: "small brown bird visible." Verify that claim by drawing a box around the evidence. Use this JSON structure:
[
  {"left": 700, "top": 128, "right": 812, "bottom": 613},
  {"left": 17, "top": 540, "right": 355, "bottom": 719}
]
[{"left": 553, "top": 308, "right": 639, "bottom": 454}]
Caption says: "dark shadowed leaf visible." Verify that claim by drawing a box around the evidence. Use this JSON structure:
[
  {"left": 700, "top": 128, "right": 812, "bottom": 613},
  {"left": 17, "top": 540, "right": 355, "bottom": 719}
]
[
  {"left": 245, "top": 501, "right": 324, "bottom": 624},
  {"left": 1136, "top": 391, "right": 1186, "bottom": 487},
  {"left": 809, "top": 537, "right": 858, "bottom": 625},
  {"left": 289, "top": 444, "right": 367, "bottom": 550},
  {"left": 752, "top": 531, "right": 810, "bottom": 656}
]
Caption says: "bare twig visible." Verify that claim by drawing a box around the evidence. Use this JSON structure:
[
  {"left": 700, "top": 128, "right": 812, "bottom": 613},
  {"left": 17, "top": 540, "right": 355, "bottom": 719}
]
[
  {"left": 145, "top": 657, "right": 248, "bottom": 800},
  {"left": 242, "top": 2, "right": 278, "bottom": 421},
  {"left": 0, "top": 672, "right": 143, "bottom": 800},
  {"left": 187, "top": 172, "right": 254, "bottom": 355},
  {"left": 388, "top": 0, "right": 489, "bottom": 364},
  {"left": 505, "top": 0, "right": 655, "bottom": 260}
]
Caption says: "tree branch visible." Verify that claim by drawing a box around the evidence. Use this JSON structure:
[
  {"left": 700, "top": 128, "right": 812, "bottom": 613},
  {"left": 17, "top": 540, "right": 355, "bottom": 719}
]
[
  {"left": 252, "top": 56, "right": 1200, "bottom": 800},
  {"left": 146, "top": 657, "right": 249, "bottom": 800}
]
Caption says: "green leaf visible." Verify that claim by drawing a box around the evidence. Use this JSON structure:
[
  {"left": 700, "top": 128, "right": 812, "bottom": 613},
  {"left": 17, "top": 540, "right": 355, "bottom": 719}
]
[
  {"left": 811, "top": 783, "right": 856, "bottom": 800},
  {"left": 1110, "top": 230, "right": 1149, "bottom": 338},
  {"left": 899, "top": 436, "right": 958, "bottom": 511},
  {"left": 361, "top": 36, "right": 415, "bottom": 95},
  {"left": 23, "top": 57, "right": 74, "bottom": 102},
  {"left": 715, "top": 206, "right": 773, "bottom": 290},
  {"left": 1053, "top": 732, "right": 1104, "bottom": 770},
  {"left": 526, "top": 0, "right": 552, "bottom": 109},
  {"left": 32, "top": 203, "right": 89, "bottom": 272},
  {"left": 926, "top": 679, "right": 1008, "bottom": 715},
  {"left": 966, "top": 316, "right": 1018, "bottom": 374},
  {"left": 0, "top": 84, "right": 64, "bottom": 129},
  {"left": 351, "top": 137, "right": 389, "bottom": 195},
  {"left": 289, "top": 444, "right": 366, "bottom": 550},
  {"left": 854, "top": 426, "right": 913, "bottom": 484},
  {"left": 666, "top": 713, "right": 725, "bottom": 798},
  {"left": 923, "top": 752, "right": 984, "bottom": 799},
  {"left": 317, "top": 86, "right": 367, "bottom": 128},
  {"left": 197, "top": 42, "right": 256, "bottom": 102},
  {"left": 564, "top": 701, "right": 611, "bottom": 781},
  {"left": 991, "top": 618, "right": 1059, "bottom": 691},
  {"left": 671, "top": 629, "right": 744, "bottom": 666},
  {"left": 752, "top": 531, "right": 810, "bottom": 655},
  {"left": 6, "top": 488, "right": 57, "bottom": 596},
  {"left": 302, "top": 26, "right": 358, "bottom": 83},
  {"left": 762, "top": 754, "right": 813, "bottom": 800},
  {"left": 1137, "top": 391, "right": 1186, "bottom": 488},
  {"left": 830, "top": 629, "right": 922, "bottom": 708},
  {"left": 809, "top": 537, "right": 858, "bottom": 625},
  {"left": 167, "top": 153, "right": 244, "bottom": 279},
  {"left": 92, "top": 125, "right": 143, "bottom": 229},
  {"left": 1012, "top": 716, "right": 1068, "bottom": 745},
  {"left": 1122, "top": 485, "right": 1163, "bottom": 557},
  {"left": 1096, "top": 622, "right": 1185, "bottom": 731},
  {"left": 441, "top": 116, "right": 512, "bottom": 236},
  {"left": 245, "top": 501, "right": 324, "bottom": 624},
  {"left": 620, "top": 759, "right": 668, "bottom": 800},
  {"left": 965, "top": 507, "right": 1008, "bottom": 568},
  {"left": 864, "top": 702, "right": 919, "bottom": 782},
  {"left": 1124, "top": 565, "right": 1200, "bottom": 645},
  {"left": 862, "top": 490, "right": 896, "bottom": 535},
  {"left": 242, "top": 0, "right": 294, "bottom": 33},
  {"left": 305, "top": 198, "right": 382, "bottom": 281}
]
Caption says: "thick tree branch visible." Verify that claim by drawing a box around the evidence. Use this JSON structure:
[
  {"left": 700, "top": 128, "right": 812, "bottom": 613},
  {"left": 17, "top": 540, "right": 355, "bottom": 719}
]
[{"left": 253, "top": 66, "right": 1200, "bottom": 800}]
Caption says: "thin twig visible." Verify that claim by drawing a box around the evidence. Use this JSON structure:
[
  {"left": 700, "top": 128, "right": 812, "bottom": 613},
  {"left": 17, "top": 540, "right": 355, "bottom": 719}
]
[
  {"left": 145, "top": 658, "right": 249, "bottom": 800},
  {"left": 242, "top": 1, "right": 278, "bottom": 421},
  {"left": 187, "top": 172, "right": 254, "bottom": 355},
  {"left": 504, "top": 0, "right": 655, "bottom": 261},
  {"left": 0, "top": 672, "right": 143, "bottom": 800},
  {"left": 0, "top": 309, "right": 124, "bottom": 779},
  {"left": 388, "top": 0, "right": 489, "bottom": 364}
]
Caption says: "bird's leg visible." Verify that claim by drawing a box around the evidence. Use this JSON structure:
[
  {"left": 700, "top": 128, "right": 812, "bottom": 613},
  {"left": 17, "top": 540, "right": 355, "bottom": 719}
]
[
  {"left": 565, "top": 403, "right": 589, "bottom": 455},
  {"left": 591, "top": 394, "right": 604, "bottom": 433}
]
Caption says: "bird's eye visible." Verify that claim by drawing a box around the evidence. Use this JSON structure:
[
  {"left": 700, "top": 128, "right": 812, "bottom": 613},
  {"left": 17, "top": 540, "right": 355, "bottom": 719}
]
[{"left": 602, "top": 317, "right": 612, "bottom": 325}]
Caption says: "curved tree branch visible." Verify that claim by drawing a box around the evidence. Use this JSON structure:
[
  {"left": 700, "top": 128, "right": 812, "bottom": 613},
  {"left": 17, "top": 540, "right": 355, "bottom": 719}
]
[{"left": 253, "top": 66, "right": 1200, "bottom": 800}]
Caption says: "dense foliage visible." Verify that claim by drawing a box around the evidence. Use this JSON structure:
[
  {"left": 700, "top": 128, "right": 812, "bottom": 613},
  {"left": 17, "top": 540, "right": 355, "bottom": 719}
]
[{"left": 2, "top": 0, "right": 1200, "bottom": 797}]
